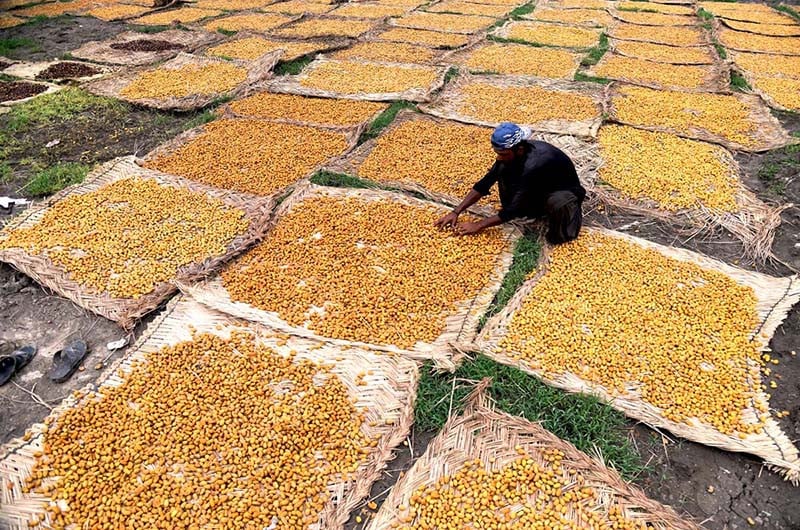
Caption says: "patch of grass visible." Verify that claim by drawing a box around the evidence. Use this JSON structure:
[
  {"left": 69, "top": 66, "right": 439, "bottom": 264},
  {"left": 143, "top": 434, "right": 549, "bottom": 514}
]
[
  {"left": 2, "top": 88, "right": 124, "bottom": 134},
  {"left": 713, "top": 41, "right": 727, "bottom": 60},
  {"left": 700, "top": 21, "right": 712, "bottom": 30},
  {"left": 275, "top": 55, "right": 315, "bottom": 75},
  {"left": 775, "top": 4, "right": 800, "bottom": 22},
  {"left": 22, "top": 15, "right": 49, "bottom": 26},
  {"left": 730, "top": 70, "right": 751, "bottom": 91},
  {"left": 25, "top": 162, "right": 91, "bottom": 196},
  {"left": 415, "top": 356, "right": 645, "bottom": 480},
  {"left": 128, "top": 24, "right": 170, "bottom": 33},
  {"left": 0, "top": 162, "right": 12, "bottom": 184},
  {"left": 487, "top": 35, "right": 546, "bottom": 48},
  {"left": 574, "top": 72, "right": 611, "bottom": 84},
  {"left": 358, "top": 100, "right": 417, "bottom": 144},
  {"left": 0, "top": 73, "right": 17, "bottom": 82},
  {"left": 217, "top": 28, "right": 238, "bottom": 37},
  {"left": 310, "top": 170, "right": 377, "bottom": 189},
  {"left": 444, "top": 66, "right": 459, "bottom": 84},
  {"left": 59, "top": 52, "right": 75, "bottom": 60},
  {"left": 509, "top": 1, "right": 536, "bottom": 19},
  {"left": 580, "top": 32, "right": 609, "bottom": 67},
  {"left": 479, "top": 234, "right": 540, "bottom": 328},
  {"left": 617, "top": 6, "right": 658, "bottom": 12},
  {"left": 697, "top": 7, "right": 714, "bottom": 20},
  {"left": 183, "top": 109, "right": 217, "bottom": 129},
  {"left": 0, "top": 37, "right": 39, "bottom": 57}
]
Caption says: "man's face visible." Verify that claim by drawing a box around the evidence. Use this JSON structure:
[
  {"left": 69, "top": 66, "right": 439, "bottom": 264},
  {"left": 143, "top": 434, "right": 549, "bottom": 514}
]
[{"left": 493, "top": 146, "right": 519, "bottom": 163}]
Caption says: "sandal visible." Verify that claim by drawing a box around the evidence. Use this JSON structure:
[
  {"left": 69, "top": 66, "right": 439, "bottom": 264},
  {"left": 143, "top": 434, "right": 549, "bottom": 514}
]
[
  {"left": 0, "top": 344, "right": 37, "bottom": 386},
  {"left": 50, "top": 340, "right": 88, "bottom": 383}
]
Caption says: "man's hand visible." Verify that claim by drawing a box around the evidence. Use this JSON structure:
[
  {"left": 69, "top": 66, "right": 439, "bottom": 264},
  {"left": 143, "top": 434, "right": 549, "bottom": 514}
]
[
  {"left": 434, "top": 211, "right": 459, "bottom": 230},
  {"left": 455, "top": 221, "right": 483, "bottom": 236}
]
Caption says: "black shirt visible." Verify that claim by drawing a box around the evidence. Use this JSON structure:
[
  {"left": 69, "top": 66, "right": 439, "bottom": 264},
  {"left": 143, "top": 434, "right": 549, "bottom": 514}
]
[{"left": 472, "top": 140, "right": 586, "bottom": 222}]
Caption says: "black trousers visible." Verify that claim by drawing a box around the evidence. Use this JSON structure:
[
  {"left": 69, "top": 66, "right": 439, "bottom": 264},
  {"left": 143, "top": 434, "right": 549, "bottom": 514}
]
[{"left": 544, "top": 190, "right": 583, "bottom": 245}]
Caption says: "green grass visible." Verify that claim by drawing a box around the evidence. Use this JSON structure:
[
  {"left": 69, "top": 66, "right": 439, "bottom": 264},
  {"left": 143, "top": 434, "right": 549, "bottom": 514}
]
[
  {"left": 444, "top": 66, "right": 459, "bottom": 84},
  {"left": 415, "top": 356, "right": 645, "bottom": 480},
  {"left": 128, "top": 24, "right": 170, "bottom": 33},
  {"left": 0, "top": 37, "right": 40, "bottom": 57},
  {"left": 275, "top": 55, "right": 315, "bottom": 75},
  {"left": 697, "top": 7, "right": 714, "bottom": 20},
  {"left": 758, "top": 143, "right": 800, "bottom": 196},
  {"left": 25, "top": 162, "right": 91, "bottom": 196},
  {"left": 713, "top": 41, "right": 728, "bottom": 60},
  {"left": 310, "top": 170, "right": 377, "bottom": 189},
  {"left": 183, "top": 109, "right": 217, "bottom": 129},
  {"left": 217, "top": 28, "right": 238, "bottom": 37},
  {"left": 775, "top": 4, "right": 800, "bottom": 22},
  {"left": 617, "top": 6, "right": 658, "bottom": 12},
  {"left": 1, "top": 88, "right": 124, "bottom": 136},
  {"left": 479, "top": 234, "right": 540, "bottom": 328},
  {"left": 580, "top": 32, "right": 609, "bottom": 67},
  {"left": 509, "top": 1, "right": 536, "bottom": 19},
  {"left": 574, "top": 72, "right": 612, "bottom": 84},
  {"left": 487, "top": 35, "right": 546, "bottom": 48},
  {"left": 0, "top": 162, "right": 12, "bottom": 184},
  {"left": 358, "top": 100, "right": 418, "bottom": 144},
  {"left": 730, "top": 70, "right": 751, "bottom": 91}
]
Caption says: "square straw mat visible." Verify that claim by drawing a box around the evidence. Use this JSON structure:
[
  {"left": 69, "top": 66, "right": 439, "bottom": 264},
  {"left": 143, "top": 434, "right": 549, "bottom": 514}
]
[
  {"left": 420, "top": 73, "right": 605, "bottom": 138},
  {"left": 0, "top": 295, "right": 418, "bottom": 530},
  {"left": 85, "top": 51, "right": 281, "bottom": 111},
  {"left": 177, "top": 182, "right": 522, "bottom": 371},
  {"left": 264, "top": 56, "right": 449, "bottom": 102},
  {"left": 474, "top": 227, "right": 800, "bottom": 482},
  {"left": 0, "top": 157, "right": 276, "bottom": 330},
  {"left": 367, "top": 382, "right": 701, "bottom": 530}
]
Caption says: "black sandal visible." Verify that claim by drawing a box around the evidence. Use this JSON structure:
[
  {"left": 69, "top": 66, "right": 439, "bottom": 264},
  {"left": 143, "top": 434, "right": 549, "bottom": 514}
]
[
  {"left": 50, "top": 340, "right": 88, "bottom": 383},
  {"left": 0, "top": 345, "right": 37, "bottom": 386}
]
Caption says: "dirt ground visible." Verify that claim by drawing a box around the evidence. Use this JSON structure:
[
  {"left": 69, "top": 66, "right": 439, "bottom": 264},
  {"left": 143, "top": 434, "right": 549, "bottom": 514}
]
[
  {"left": 1, "top": 10, "right": 800, "bottom": 530},
  {"left": 0, "top": 96, "right": 205, "bottom": 198}
]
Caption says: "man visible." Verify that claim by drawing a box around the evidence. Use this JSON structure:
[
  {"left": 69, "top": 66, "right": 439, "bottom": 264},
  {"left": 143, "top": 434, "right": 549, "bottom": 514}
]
[{"left": 435, "top": 122, "right": 586, "bottom": 244}]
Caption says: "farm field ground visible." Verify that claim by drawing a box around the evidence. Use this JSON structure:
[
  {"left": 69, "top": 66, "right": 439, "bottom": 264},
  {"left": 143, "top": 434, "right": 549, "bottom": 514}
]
[{"left": 1, "top": 2, "right": 799, "bottom": 530}]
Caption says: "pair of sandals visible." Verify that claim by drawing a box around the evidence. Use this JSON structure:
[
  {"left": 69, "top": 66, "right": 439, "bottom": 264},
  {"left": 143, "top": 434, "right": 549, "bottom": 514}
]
[{"left": 0, "top": 340, "right": 88, "bottom": 386}]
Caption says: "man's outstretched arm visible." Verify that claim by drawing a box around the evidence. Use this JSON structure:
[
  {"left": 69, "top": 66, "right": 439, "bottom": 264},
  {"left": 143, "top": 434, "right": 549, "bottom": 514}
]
[
  {"left": 434, "top": 189, "right": 483, "bottom": 230},
  {"left": 454, "top": 214, "right": 502, "bottom": 235}
]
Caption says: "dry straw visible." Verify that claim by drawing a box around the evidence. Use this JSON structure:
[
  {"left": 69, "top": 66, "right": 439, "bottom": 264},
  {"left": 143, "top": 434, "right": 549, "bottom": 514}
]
[
  {"left": 0, "top": 157, "right": 275, "bottom": 330},
  {"left": 586, "top": 52, "right": 730, "bottom": 92},
  {"left": 420, "top": 73, "right": 605, "bottom": 138},
  {"left": 71, "top": 30, "right": 222, "bottom": 67},
  {"left": 328, "top": 111, "right": 601, "bottom": 216},
  {"left": 86, "top": 52, "right": 280, "bottom": 111},
  {"left": 604, "top": 82, "right": 798, "bottom": 153},
  {"left": 474, "top": 227, "right": 800, "bottom": 483},
  {"left": 0, "top": 295, "right": 419, "bottom": 530},
  {"left": 265, "top": 56, "right": 448, "bottom": 102},
  {"left": 178, "top": 182, "right": 521, "bottom": 370},
  {"left": 367, "top": 382, "right": 701, "bottom": 530}
]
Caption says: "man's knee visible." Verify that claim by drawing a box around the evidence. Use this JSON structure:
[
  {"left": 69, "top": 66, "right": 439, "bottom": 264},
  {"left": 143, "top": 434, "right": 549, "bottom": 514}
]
[{"left": 545, "top": 191, "right": 582, "bottom": 244}]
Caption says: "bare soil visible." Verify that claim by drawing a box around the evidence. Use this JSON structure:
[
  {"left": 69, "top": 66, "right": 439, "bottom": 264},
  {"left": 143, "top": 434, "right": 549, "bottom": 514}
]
[
  {"left": 0, "top": 80, "right": 46, "bottom": 102},
  {"left": 0, "top": 95, "right": 204, "bottom": 199},
  {"left": 34, "top": 61, "right": 101, "bottom": 80},
  {"left": 0, "top": 16, "right": 127, "bottom": 62}
]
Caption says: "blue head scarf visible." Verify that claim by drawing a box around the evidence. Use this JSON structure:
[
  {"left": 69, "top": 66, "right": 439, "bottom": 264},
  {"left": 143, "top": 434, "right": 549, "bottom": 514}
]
[{"left": 490, "top": 122, "right": 532, "bottom": 149}]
